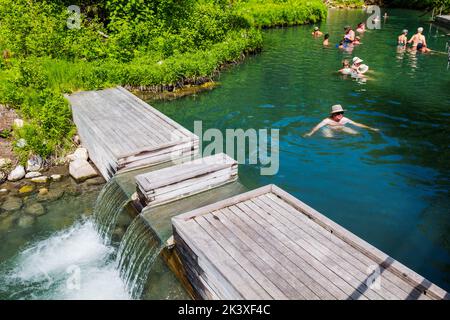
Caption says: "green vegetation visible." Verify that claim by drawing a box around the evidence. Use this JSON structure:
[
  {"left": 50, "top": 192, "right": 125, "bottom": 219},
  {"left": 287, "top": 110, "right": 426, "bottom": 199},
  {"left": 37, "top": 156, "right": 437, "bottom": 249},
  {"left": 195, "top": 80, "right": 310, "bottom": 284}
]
[
  {"left": 385, "top": 0, "right": 450, "bottom": 12},
  {"left": 329, "top": 0, "right": 365, "bottom": 8},
  {"left": 0, "top": 0, "right": 326, "bottom": 162}
]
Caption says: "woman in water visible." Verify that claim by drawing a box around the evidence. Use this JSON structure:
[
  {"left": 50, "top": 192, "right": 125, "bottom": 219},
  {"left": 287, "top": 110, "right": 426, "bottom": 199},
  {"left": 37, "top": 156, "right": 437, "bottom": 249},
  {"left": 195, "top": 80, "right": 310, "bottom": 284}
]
[
  {"left": 323, "top": 34, "right": 330, "bottom": 46},
  {"left": 304, "top": 105, "right": 379, "bottom": 138},
  {"left": 338, "top": 59, "right": 352, "bottom": 75},
  {"left": 356, "top": 22, "right": 366, "bottom": 33},
  {"left": 398, "top": 29, "right": 408, "bottom": 46},
  {"left": 312, "top": 26, "right": 323, "bottom": 37}
]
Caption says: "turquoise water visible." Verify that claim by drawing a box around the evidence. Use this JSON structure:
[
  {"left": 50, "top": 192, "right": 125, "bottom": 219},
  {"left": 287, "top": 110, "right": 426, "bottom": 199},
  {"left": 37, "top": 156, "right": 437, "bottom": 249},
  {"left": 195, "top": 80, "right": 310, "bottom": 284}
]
[{"left": 152, "top": 9, "right": 450, "bottom": 291}]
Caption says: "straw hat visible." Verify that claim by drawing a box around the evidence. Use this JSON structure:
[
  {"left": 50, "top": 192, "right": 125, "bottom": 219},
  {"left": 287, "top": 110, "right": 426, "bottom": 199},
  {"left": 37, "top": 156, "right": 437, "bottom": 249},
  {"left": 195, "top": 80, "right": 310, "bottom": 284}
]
[
  {"left": 418, "top": 27, "right": 423, "bottom": 33},
  {"left": 352, "top": 56, "right": 363, "bottom": 64},
  {"left": 330, "top": 104, "right": 346, "bottom": 114},
  {"left": 314, "top": 26, "right": 319, "bottom": 31},
  {"left": 402, "top": 29, "right": 408, "bottom": 34}
]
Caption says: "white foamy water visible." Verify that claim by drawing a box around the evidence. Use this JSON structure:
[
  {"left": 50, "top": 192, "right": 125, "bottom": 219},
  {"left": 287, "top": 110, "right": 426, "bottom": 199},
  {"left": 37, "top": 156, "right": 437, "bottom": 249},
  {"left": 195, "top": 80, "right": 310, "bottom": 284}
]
[{"left": 1, "top": 220, "right": 131, "bottom": 300}]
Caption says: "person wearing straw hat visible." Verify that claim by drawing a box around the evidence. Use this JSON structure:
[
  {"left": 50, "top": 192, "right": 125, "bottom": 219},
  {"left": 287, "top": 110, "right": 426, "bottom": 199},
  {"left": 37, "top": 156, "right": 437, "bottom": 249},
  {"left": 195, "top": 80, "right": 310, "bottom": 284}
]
[
  {"left": 312, "top": 26, "right": 323, "bottom": 37},
  {"left": 304, "top": 104, "right": 379, "bottom": 138}
]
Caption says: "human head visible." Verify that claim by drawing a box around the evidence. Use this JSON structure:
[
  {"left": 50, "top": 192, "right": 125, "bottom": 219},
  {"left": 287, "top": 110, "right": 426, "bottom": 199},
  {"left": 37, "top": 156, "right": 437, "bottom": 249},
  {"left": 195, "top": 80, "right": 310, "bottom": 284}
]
[
  {"left": 342, "top": 59, "right": 349, "bottom": 67},
  {"left": 314, "top": 26, "right": 319, "bottom": 31},
  {"left": 402, "top": 29, "right": 408, "bottom": 35},
  {"left": 355, "top": 36, "right": 361, "bottom": 41},
  {"left": 418, "top": 27, "right": 423, "bottom": 33},
  {"left": 417, "top": 43, "right": 424, "bottom": 51},
  {"left": 330, "top": 104, "right": 346, "bottom": 120},
  {"left": 352, "top": 56, "right": 363, "bottom": 65},
  {"left": 358, "top": 22, "right": 364, "bottom": 28},
  {"left": 324, "top": 33, "right": 329, "bottom": 40}
]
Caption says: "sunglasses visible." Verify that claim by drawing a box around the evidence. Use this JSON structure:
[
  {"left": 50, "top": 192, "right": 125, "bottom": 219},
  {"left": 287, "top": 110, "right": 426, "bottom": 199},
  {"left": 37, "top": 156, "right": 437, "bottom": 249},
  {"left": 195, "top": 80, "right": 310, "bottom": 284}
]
[{"left": 333, "top": 112, "right": 344, "bottom": 116}]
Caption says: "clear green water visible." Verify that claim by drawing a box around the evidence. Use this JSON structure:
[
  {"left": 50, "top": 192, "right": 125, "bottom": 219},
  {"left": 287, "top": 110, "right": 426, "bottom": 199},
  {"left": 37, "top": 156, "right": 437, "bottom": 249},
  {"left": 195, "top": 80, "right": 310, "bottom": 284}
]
[{"left": 152, "top": 9, "right": 450, "bottom": 291}]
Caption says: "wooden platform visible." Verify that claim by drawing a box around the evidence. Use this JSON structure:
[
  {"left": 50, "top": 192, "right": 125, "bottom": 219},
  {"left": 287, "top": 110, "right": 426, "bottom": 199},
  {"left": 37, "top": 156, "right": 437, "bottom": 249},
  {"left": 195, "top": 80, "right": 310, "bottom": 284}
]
[
  {"left": 67, "top": 86, "right": 198, "bottom": 180},
  {"left": 435, "top": 15, "right": 450, "bottom": 27},
  {"left": 172, "top": 185, "right": 450, "bottom": 300},
  {"left": 136, "top": 153, "right": 238, "bottom": 208}
]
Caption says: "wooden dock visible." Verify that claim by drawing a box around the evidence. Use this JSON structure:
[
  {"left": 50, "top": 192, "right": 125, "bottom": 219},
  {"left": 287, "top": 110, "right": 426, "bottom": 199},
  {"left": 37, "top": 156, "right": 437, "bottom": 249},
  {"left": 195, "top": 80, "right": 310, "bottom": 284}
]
[
  {"left": 172, "top": 184, "right": 449, "bottom": 300},
  {"left": 135, "top": 153, "right": 238, "bottom": 208},
  {"left": 67, "top": 86, "right": 198, "bottom": 180},
  {"left": 435, "top": 15, "right": 450, "bottom": 27}
]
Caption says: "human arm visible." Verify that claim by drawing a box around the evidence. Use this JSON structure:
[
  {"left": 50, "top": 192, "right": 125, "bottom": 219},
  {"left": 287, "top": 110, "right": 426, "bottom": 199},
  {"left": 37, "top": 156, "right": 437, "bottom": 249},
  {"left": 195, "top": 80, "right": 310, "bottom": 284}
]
[
  {"left": 350, "top": 121, "right": 379, "bottom": 132},
  {"left": 304, "top": 119, "right": 328, "bottom": 137}
]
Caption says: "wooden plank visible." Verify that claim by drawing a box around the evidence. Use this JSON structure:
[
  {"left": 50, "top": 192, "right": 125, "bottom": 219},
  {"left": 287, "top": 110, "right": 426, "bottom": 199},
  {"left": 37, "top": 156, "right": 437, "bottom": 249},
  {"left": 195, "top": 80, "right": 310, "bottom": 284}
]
[
  {"left": 268, "top": 190, "right": 432, "bottom": 299},
  {"left": 214, "top": 208, "right": 319, "bottom": 300},
  {"left": 226, "top": 205, "right": 351, "bottom": 300},
  {"left": 245, "top": 198, "right": 386, "bottom": 300},
  {"left": 136, "top": 153, "right": 237, "bottom": 191},
  {"left": 197, "top": 215, "right": 289, "bottom": 299},
  {"left": 230, "top": 203, "right": 367, "bottom": 300},
  {"left": 257, "top": 194, "right": 421, "bottom": 300},
  {"left": 172, "top": 185, "right": 273, "bottom": 222},
  {"left": 173, "top": 218, "right": 272, "bottom": 299}
]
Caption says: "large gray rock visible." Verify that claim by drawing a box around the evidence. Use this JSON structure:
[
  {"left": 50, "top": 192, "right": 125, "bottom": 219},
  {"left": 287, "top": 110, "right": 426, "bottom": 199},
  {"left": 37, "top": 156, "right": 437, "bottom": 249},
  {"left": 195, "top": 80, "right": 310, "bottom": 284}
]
[
  {"left": 1, "top": 197, "right": 23, "bottom": 211},
  {"left": 7, "top": 165, "right": 25, "bottom": 181},
  {"left": 67, "top": 147, "right": 89, "bottom": 162},
  {"left": 69, "top": 159, "right": 98, "bottom": 182},
  {"left": 26, "top": 155, "right": 43, "bottom": 172},
  {"left": 25, "top": 203, "right": 46, "bottom": 216}
]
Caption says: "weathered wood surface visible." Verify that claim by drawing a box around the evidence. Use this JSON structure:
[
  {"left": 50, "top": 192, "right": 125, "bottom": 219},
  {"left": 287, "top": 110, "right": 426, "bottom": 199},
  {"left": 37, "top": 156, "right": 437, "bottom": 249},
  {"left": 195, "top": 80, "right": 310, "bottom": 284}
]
[
  {"left": 172, "top": 184, "right": 450, "bottom": 300},
  {"left": 136, "top": 153, "right": 238, "bottom": 208},
  {"left": 67, "top": 86, "right": 198, "bottom": 180}
]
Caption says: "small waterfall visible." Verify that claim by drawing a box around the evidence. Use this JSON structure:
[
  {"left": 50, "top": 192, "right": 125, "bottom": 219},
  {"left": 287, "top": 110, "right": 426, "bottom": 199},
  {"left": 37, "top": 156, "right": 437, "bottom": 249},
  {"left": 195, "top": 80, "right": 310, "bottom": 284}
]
[
  {"left": 116, "top": 216, "right": 162, "bottom": 299},
  {"left": 93, "top": 178, "right": 131, "bottom": 243}
]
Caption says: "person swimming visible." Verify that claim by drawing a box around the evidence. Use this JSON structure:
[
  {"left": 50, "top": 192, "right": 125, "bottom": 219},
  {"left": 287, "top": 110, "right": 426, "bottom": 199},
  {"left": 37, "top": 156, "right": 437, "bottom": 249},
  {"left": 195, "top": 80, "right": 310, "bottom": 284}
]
[
  {"left": 338, "top": 59, "right": 352, "bottom": 75},
  {"left": 356, "top": 22, "right": 366, "bottom": 33},
  {"left": 304, "top": 104, "right": 379, "bottom": 138},
  {"left": 312, "top": 26, "right": 323, "bottom": 37},
  {"left": 353, "top": 36, "right": 361, "bottom": 45},
  {"left": 323, "top": 33, "right": 330, "bottom": 46},
  {"left": 398, "top": 29, "right": 408, "bottom": 46}
]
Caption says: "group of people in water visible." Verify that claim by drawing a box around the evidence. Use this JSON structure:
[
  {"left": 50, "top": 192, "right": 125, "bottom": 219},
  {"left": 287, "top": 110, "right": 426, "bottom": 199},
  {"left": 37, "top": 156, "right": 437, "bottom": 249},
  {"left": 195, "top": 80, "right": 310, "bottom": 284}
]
[
  {"left": 397, "top": 27, "right": 431, "bottom": 53},
  {"left": 304, "top": 13, "right": 441, "bottom": 138}
]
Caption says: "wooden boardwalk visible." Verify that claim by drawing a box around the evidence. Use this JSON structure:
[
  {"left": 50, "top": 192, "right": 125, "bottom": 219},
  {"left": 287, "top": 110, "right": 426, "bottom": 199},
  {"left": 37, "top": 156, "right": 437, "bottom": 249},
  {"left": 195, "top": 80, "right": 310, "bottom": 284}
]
[
  {"left": 172, "top": 185, "right": 450, "bottom": 300},
  {"left": 67, "top": 86, "right": 198, "bottom": 180}
]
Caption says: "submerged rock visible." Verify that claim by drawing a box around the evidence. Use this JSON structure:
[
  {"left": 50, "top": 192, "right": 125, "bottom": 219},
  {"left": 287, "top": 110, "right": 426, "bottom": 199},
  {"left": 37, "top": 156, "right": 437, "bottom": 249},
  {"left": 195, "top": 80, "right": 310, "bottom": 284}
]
[
  {"left": 1, "top": 197, "right": 23, "bottom": 211},
  {"left": 38, "top": 188, "right": 49, "bottom": 195},
  {"left": 18, "top": 185, "right": 35, "bottom": 195},
  {"left": 37, "top": 188, "right": 64, "bottom": 202},
  {"left": 0, "top": 188, "right": 9, "bottom": 195},
  {"left": 85, "top": 177, "right": 106, "bottom": 186},
  {"left": 7, "top": 165, "right": 25, "bottom": 181},
  {"left": 66, "top": 185, "right": 82, "bottom": 197},
  {"left": 25, "top": 203, "right": 46, "bottom": 216},
  {"left": 69, "top": 159, "right": 98, "bottom": 182},
  {"left": 17, "top": 214, "right": 35, "bottom": 228}
]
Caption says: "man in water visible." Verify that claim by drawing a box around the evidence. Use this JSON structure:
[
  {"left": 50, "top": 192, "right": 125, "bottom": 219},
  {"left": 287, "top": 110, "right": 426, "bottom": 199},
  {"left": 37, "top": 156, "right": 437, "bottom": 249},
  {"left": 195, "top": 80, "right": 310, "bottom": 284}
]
[
  {"left": 398, "top": 29, "right": 408, "bottom": 46},
  {"left": 312, "top": 26, "right": 323, "bottom": 37},
  {"left": 304, "top": 104, "right": 379, "bottom": 138},
  {"left": 408, "top": 27, "right": 427, "bottom": 49}
]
